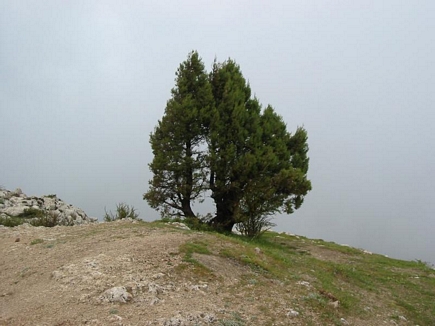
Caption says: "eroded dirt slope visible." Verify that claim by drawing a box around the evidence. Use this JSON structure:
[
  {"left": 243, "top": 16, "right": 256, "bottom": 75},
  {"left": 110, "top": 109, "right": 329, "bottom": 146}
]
[{"left": 0, "top": 220, "right": 418, "bottom": 326}]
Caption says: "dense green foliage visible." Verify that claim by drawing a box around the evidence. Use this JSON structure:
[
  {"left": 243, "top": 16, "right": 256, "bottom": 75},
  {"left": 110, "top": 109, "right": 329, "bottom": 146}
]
[
  {"left": 144, "top": 51, "right": 213, "bottom": 218},
  {"left": 145, "top": 51, "right": 312, "bottom": 235}
]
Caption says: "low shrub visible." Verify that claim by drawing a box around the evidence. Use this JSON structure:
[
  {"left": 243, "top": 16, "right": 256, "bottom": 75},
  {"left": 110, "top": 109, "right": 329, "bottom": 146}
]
[
  {"left": 104, "top": 203, "right": 139, "bottom": 222},
  {"left": 18, "top": 208, "right": 45, "bottom": 219},
  {"left": 0, "top": 216, "right": 25, "bottom": 227},
  {"left": 160, "top": 215, "right": 214, "bottom": 232},
  {"left": 30, "top": 211, "right": 60, "bottom": 227},
  {"left": 30, "top": 238, "right": 44, "bottom": 245},
  {"left": 235, "top": 214, "right": 276, "bottom": 239}
]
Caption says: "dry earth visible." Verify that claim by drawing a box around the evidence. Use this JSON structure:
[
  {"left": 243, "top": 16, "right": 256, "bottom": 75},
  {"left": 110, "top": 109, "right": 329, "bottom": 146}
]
[
  {"left": 0, "top": 220, "right": 418, "bottom": 326},
  {"left": 0, "top": 220, "right": 288, "bottom": 326}
]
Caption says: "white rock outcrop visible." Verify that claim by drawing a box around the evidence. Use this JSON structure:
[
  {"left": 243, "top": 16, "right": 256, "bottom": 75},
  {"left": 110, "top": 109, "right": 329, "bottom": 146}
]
[
  {"left": 0, "top": 187, "right": 97, "bottom": 225},
  {"left": 99, "top": 286, "right": 133, "bottom": 303}
]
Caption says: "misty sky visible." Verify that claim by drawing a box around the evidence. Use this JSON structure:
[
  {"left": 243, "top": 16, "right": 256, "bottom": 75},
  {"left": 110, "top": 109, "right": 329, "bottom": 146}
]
[{"left": 1, "top": 1, "right": 434, "bottom": 265}]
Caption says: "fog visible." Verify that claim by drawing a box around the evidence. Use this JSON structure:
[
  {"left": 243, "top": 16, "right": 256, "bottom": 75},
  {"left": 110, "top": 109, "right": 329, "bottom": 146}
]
[{"left": 1, "top": 1, "right": 434, "bottom": 265}]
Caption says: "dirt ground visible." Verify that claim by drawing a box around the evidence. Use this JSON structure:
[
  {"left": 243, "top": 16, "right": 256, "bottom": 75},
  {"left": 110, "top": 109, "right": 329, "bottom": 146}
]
[
  {"left": 0, "top": 220, "right": 415, "bottom": 326},
  {"left": 0, "top": 220, "right": 295, "bottom": 326}
]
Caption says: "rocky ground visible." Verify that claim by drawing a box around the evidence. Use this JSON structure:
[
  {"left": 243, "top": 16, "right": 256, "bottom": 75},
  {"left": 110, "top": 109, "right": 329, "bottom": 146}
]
[
  {"left": 0, "top": 221, "right": 224, "bottom": 325},
  {"left": 0, "top": 219, "right": 428, "bottom": 326},
  {"left": 0, "top": 188, "right": 97, "bottom": 226},
  {"left": 1, "top": 220, "right": 288, "bottom": 326}
]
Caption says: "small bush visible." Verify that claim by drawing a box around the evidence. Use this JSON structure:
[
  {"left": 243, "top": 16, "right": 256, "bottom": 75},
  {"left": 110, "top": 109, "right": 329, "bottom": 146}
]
[
  {"left": 30, "top": 211, "right": 60, "bottom": 227},
  {"left": 104, "top": 203, "right": 139, "bottom": 222},
  {"left": 184, "top": 216, "right": 214, "bottom": 232},
  {"left": 235, "top": 214, "right": 275, "bottom": 239},
  {"left": 30, "top": 238, "right": 44, "bottom": 245},
  {"left": 0, "top": 216, "right": 25, "bottom": 227},
  {"left": 0, "top": 208, "right": 49, "bottom": 227},
  {"left": 160, "top": 215, "right": 214, "bottom": 232},
  {"left": 18, "top": 208, "right": 45, "bottom": 219}
]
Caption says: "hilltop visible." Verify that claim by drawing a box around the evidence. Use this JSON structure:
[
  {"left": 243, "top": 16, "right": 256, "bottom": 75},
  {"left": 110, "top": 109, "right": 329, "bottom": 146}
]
[{"left": 0, "top": 220, "right": 434, "bottom": 325}]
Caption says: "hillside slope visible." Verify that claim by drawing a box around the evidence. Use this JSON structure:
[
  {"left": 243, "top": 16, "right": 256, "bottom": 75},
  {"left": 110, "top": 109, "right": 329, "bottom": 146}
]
[{"left": 0, "top": 220, "right": 434, "bottom": 325}]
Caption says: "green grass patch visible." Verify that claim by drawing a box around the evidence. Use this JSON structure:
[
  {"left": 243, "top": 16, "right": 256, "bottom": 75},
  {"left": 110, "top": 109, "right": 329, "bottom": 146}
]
[
  {"left": 179, "top": 240, "right": 211, "bottom": 262},
  {"left": 204, "top": 230, "right": 435, "bottom": 324},
  {"left": 177, "top": 240, "right": 213, "bottom": 278},
  {"left": 30, "top": 238, "right": 44, "bottom": 245}
]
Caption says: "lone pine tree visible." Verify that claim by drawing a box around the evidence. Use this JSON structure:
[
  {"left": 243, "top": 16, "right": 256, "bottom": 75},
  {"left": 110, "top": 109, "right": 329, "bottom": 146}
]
[{"left": 144, "top": 51, "right": 311, "bottom": 235}]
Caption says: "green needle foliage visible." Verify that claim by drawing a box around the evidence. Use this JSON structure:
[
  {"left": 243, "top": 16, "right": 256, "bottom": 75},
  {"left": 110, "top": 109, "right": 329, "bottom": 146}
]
[
  {"left": 144, "top": 51, "right": 213, "bottom": 219},
  {"left": 144, "top": 51, "right": 312, "bottom": 236}
]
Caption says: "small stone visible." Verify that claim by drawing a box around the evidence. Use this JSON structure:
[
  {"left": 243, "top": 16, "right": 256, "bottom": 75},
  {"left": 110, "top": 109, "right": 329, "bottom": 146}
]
[
  {"left": 148, "top": 283, "right": 162, "bottom": 295},
  {"left": 254, "top": 247, "right": 261, "bottom": 254},
  {"left": 296, "top": 281, "right": 311, "bottom": 287},
  {"left": 99, "top": 286, "right": 132, "bottom": 303},
  {"left": 286, "top": 309, "right": 299, "bottom": 317},
  {"left": 15, "top": 238, "right": 20, "bottom": 242},
  {"left": 167, "top": 222, "right": 190, "bottom": 230},
  {"left": 328, "top": 301, "right": 340, "bottom": 309},
  {"left": 340, "top": 317, "right": 349, "bottom": 324},
  {"left": 202, "top": 314, "right": 215, "bottom": 323},
  {"left": 192, "top": 283, "right": 208, "bottom": 290},
  {"left": 108, "top": 315, "right": 123, "bottom": 322},
  {"left": 152, "top": 272, "right": 165, "bottom": 279},
  {"left": 150, "top": 297, "right": 160, "bottom": 305}
]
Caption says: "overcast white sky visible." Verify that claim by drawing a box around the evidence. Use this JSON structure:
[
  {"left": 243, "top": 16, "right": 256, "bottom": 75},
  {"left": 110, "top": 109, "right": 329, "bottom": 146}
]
[{"left": 1, "top": 1, "right": 434, "bottom": 265}]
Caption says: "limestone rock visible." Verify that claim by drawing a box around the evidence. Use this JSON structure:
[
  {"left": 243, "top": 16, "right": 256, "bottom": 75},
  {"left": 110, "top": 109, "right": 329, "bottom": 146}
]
[
  {"left": 286, "top": 309, "right": 299, "bottom": 317},
  {"left": 13, "top": 188, "right": 23, "bottom": 196},
  {"left": 3, "top": 206, "right": 27, "bottom": 217},
  {"left": 99, "top": 286, "right": 132, "bottom": 303},
  {"left": 296, "top": 281, "right": 311, "bottom": 287},
  {"left": 166, "top": 222, "right": 190, "bottom": 230},
  {"left": 328, "top": 300, "right": 340, "bottom": 309},
  {"left": 0, "top": 188, "right": 97, "bottom": 226}
]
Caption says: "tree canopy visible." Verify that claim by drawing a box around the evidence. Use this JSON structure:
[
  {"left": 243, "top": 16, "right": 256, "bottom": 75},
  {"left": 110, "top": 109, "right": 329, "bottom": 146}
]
[
  {"left": 144, "top": 51, "right": 311, "bottom": 235},
  {"left": 143, "top": 51, "right": 213, "bottom": 218}
]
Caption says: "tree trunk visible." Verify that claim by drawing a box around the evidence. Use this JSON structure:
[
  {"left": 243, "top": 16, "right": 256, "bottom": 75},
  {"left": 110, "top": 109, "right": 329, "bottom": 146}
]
[
  {"left": 210, "top": 195, "right": 236, "bottom": 232},
  {"left": 181, "top": 199, "right": 196, "bottom": 219}
]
